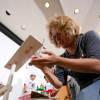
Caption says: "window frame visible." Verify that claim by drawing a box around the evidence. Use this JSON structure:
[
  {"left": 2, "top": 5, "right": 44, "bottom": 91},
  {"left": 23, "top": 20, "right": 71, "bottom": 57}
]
[{"left": 0, "top": 22, "right": 24, "bottom": 45}]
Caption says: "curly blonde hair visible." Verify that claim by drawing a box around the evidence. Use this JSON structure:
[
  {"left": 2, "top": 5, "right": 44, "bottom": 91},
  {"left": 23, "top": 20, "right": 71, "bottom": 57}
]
[{"left": 46, "top": 15, "right": 81, "bottom": 48}]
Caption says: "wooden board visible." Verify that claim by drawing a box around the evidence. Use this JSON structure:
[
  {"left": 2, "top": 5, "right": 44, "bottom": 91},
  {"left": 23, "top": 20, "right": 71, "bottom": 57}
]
[
  {"left": 4, "top": 35, "right": 42, "bottom": 72},
  {"left": 31, "top": 91, "right": 49, "bottom": 98},
  {"left": 0, "top": 85, "right": 5, "bottom": 97},
  {"left": 19, "top": 91, "right": 58, "bottom": 100},
  {"left": 31, "top": 91, "right": 58, "bottom": 100}
]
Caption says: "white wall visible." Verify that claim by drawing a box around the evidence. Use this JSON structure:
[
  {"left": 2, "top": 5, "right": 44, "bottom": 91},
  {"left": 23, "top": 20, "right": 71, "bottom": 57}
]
[{"left": 0, "top": 32, "right": 46, "bottom": 100}]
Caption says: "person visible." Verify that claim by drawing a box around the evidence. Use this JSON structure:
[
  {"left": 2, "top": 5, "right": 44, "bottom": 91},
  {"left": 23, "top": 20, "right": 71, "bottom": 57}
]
[
  {"left": 48, "top": 66, "right": 60, "bottom": 97},
  {"left": 49, "top": 66, "right": 80, "bottom": 99},
  {"left": 48, "top": 66, "right": 56, "bottom": 74},
  {"left": 24, "top": 73, "right": 36, "bottom": 93},
  {"left": 30, "top": 15, "right": 100, "bottom": 100},
  {"left": 44, "top": 75, "right": 53, "bottom": 90},
  {"left": 67, "top": 76, "right": 80, "bottom": 100},
  {"left": 44, "top": 75, "right": 49, "bottom": 83}
]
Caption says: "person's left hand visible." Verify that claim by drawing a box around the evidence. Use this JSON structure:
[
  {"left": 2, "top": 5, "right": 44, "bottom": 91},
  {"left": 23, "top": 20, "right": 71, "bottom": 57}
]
[{"left": 30, "top": 50, "right": 58, "bottom": 67}]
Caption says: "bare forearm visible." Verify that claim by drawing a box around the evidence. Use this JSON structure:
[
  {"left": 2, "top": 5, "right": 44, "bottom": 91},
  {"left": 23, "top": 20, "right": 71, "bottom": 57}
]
[
  {"left": 24, "top": 84, "right": 27, "bottom": 91},
  {"left": 56, "top": 57, "right": 100, "bottom": 74},
  {"left": 42, "top": 67, "right": 63, "bottom": 89}
]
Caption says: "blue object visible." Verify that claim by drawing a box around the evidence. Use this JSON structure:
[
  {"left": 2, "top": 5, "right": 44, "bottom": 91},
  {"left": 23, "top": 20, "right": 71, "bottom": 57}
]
[
  {"left": 75, "top": 79, "right": 100, "bottom": 100},
  {"left": 45, "top": 86, "right": 46, "bottom": 90}
]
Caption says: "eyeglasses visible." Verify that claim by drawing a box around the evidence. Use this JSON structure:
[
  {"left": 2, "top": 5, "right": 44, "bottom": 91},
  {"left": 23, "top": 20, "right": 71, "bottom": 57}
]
[{"left": 52, "top": 32, "right": 61, "bottom": 41}]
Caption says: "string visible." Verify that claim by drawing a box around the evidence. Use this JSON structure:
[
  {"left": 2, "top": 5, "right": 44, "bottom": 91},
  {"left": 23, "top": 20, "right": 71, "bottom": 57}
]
[
  {"left": 10, "top": 53, "right": 26, "bottom": 66},
  {"left": 28, "top": 47, "right": 45, "bottom": 78},
  {"left": 23, "top": 53, "right": 28, "bottom": 100},
  {"left": 0, "top": 69, "right": 8, "bottom": 83},
  {"left": 0, "top": 53, "right": 26, "bottom": 83},
  {"left": 23, "top": 48, "right": 32, "bottom": 100},
  {"left": 26, "top": 53, "right": 27, "bottom": 69},
  {"left": 30, "top": 47, "right": 33, "bottom": 61},
  {"left": 27, "top": 68, "right": 44, "bottom": 78}
]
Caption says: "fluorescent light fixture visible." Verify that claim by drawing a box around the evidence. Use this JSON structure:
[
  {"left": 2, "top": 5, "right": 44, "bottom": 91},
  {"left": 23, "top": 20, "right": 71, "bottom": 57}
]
[
  {"left": 74, "top": 8, "right": 79, "bottom": 14},
  {"left": 45, "top": 2, "right": 50, "bottom": 8}
]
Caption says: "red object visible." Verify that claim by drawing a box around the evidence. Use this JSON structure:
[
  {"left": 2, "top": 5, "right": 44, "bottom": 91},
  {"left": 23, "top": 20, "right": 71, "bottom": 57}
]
[
  {"left": 18, "top": 93, "right": 31, "bottom": 100},
  {"left": 43, "top": 89, "right": 52, "bottom": 96}
]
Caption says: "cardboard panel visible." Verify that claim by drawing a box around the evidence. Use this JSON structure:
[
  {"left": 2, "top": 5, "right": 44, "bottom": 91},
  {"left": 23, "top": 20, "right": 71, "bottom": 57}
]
[
  {"left": 4, "top": 35, "right": 42, "bottom": 72},
  {"left": 55, "top": 86, "right": 71, "bottom": 100}
]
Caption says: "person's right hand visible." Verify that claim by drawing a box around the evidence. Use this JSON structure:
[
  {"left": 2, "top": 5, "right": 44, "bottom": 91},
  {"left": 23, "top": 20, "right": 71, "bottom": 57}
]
[
  {"left": 30, "top": 55, "right": 42, "bottom": 69},
  {"left": 51, "top": 87, "right": 59, "bottom": 97},
  {"left": 30, "top": 50, "right": 58, "bottom": 68},
  {"left": 30, "top": 55, "right": 48, "bottom": 70}
]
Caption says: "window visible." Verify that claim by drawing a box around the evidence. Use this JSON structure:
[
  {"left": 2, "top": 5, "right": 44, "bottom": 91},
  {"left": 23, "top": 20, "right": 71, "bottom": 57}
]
[{"left": 0, "top": 22, "right": 23, "bottom": 46}]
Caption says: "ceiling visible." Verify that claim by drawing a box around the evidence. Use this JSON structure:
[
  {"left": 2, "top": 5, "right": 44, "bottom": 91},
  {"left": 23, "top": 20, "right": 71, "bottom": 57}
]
[{"left": 0, "top": 0, "right": 100, "bottom": 56}]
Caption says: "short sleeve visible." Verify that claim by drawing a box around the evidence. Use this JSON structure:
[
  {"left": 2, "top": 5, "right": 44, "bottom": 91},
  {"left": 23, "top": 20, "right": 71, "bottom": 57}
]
[
  {"left": 24, "top": 79, "right": 29, "bottom": 86},
  {"left": 54, "top": 65, "right": 67, "bottom": 85},
  {"left": 83, "top": 30, "right": 100, "bottom": 59}
]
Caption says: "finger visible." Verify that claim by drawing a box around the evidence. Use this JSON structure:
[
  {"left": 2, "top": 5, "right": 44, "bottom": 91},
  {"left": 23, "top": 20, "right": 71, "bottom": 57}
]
[
  {"left": 32, "top": 55, "right": 40, "bottom": 58},
  {"left": 31, "top": 57, "right": 48, "bottom": 63},
  {"left": 51, "top": 91, "right": 56, "bottom": 97},
  {"left": 30, "top": 57, "right": 53, "bottom": 66},
  {"left": 41, "top": 50, "right": 53, "bottom": 55},
  {"left": 51, "top": 93, "right": 54, "bottom": 97},
  {"left": 52, "top": 87, "right": 55, "bottom": 90},
  {"left": 30, "top": 61, "right": 51, "bottom": 67},
  {"left": 33, "top": 65, "right": 41, "bottom": 69},
  {"left": 31, "top": 55, "right": 40, "bottom": 59},
  {"left": 32, "top": 61, "right": 48, "bottom": 66}
]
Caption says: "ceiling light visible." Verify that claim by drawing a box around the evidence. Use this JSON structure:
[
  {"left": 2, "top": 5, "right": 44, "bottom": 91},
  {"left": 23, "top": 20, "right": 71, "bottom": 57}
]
[
  {"left": 80, "top": 26, "right": 82, "bottom": 29},
  {"left": 98, "top": 31, "right": 100, "bottom": 34},
  {"left": 45, "top": 2, "right": 50, "bottom": 8},
  {"left": 21, "top": 25, "right": 26, "bottom": 30},
  {"left": 43, "top": 46, "right": 47, "bottom": 49},
  {"left": 74, "top": 8, "right": 79, "bottom": 14}
]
